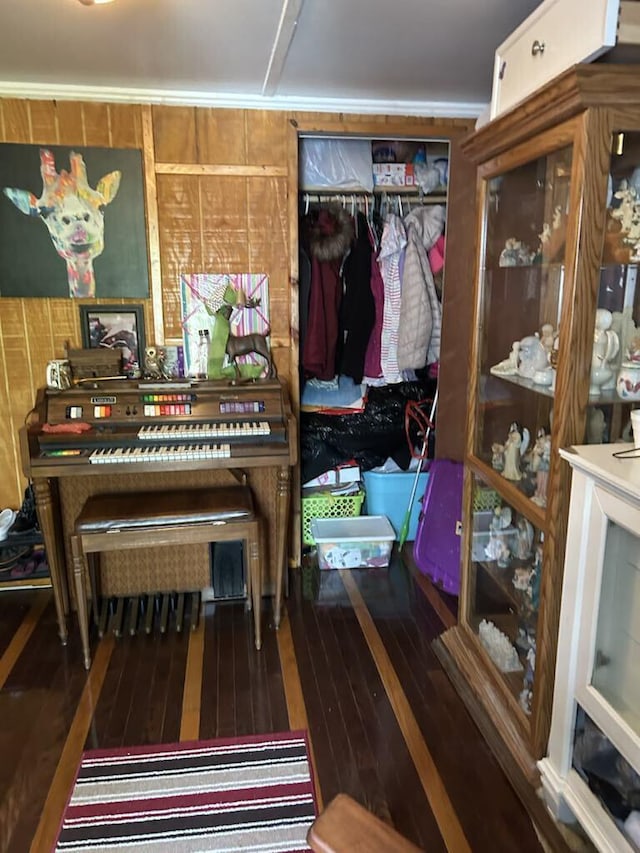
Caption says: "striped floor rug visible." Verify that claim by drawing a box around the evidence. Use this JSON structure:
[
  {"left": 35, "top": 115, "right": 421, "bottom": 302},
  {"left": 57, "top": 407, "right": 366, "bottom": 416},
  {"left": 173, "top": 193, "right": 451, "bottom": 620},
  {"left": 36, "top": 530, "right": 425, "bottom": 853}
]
[{"left": 55, "top": 731, "right": 317, "bottom": 852}]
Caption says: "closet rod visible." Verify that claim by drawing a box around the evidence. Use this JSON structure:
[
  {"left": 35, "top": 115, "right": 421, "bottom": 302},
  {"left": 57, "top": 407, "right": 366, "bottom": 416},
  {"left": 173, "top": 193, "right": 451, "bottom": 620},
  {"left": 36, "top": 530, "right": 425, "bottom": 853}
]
[{"left": 299, "top": 190, "right": 444, "bottom": 207}]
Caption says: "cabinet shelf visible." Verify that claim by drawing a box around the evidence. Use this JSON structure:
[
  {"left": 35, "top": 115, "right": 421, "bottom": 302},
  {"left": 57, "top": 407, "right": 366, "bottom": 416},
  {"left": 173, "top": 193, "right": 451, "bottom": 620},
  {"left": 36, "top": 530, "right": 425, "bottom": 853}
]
[
  {"left": 488, "top": 371, "right": 555, "bottom": 399},
  {"left": 477, "top": 559, "right": 537, "bottom": 622},
  {"left": 482, "top": 262, "right": 565, "bottom": 275}
]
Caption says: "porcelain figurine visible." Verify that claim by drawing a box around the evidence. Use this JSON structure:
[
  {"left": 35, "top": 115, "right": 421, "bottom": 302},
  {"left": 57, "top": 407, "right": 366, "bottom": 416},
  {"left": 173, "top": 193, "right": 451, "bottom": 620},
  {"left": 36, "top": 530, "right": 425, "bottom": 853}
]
[
  {"left": 615, "top": 331, "right": 640, "bottom": 401},
  {"left": 479, "top": 619, "right": 523, "bottom": 673},
  {"left": 491, "top": 441, "right": 505, "bottom": 472},
  {"left": 519, "top": 639, "right": 536, "bottom": 716},
  {"left": 515, "top": 517, "right": 534, "bottom": 560},
  {"left": 532, "top": 367, "right": 553, "bottom": 386},
  {"left": 503, "top": 421, "right": 529, "bottom": 481},
  {"left": 513, "top": 566, "right": 535, "bottom": 593},
  {"left": 539, "top": 323, "right": 555, "bottom": 355},
  {"left": 531, "top": 431, "right": 551, "bottom": 507},
  {"left": 590, "top": 308, "right": 620, "bottom": 395},
  {"left": 490, "top": 505, "right": 512, "bottom": 531},
  {"left": 485, "top": 530, "right": 511, "bottom": 567},
  {"left": 490, "top": 341, "right": 520, "bottom": 376},
  {"left": 499, "top": 238, "right": 535, "bottom": 267},
  {"left": 517, "top": 335, "right": 548, "bottom": 380},
  {"left": 617, "top": 361, "right": 640, "bottom": 401}
]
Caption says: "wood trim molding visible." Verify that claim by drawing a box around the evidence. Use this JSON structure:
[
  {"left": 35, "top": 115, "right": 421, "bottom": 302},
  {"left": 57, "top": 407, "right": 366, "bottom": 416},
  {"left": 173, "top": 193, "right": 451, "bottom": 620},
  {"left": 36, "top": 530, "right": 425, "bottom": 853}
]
[
  {"left": 141, "top": 105, "right": 164, "bottom": 346},
  {"left": 154, "top": 163, "right": 288, "bottom": 176}
]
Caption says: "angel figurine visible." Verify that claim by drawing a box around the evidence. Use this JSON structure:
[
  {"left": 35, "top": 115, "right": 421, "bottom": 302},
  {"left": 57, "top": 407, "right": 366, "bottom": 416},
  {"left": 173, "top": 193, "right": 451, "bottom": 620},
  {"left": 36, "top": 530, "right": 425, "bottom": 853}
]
[{"left": 503, "top": 422, "right": 529, "bottom": 481}]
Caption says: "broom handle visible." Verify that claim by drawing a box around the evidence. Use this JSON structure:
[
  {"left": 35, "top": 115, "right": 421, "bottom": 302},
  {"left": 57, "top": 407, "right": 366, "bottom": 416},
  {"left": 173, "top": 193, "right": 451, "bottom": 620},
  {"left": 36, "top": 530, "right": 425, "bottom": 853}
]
[{"left": 398, "top": 390, "right": 438, "bottom": 548}]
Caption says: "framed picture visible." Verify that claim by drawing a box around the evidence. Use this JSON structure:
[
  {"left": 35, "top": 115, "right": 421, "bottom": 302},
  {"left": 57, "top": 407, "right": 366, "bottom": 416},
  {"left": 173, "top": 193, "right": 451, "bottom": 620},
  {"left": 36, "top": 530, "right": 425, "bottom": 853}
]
[
  {"left": 80, "top": 304, "right": 145, "bottom": 378},
  {"left": 0, "top": 143, "right": 149, "bottom": 298}
]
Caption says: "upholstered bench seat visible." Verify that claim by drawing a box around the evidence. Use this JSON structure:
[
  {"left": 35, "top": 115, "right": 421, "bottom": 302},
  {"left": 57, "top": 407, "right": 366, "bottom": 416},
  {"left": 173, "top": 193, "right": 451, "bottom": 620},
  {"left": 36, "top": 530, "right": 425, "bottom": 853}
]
[{"left": 71, "top": 485, "right": 263, "bottom": 669}]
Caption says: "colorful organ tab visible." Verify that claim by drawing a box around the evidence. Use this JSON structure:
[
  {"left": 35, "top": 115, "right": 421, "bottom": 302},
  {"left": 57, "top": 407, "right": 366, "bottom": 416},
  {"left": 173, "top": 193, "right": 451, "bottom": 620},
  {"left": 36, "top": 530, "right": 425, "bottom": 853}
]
[
  {"left": 140, "top": 392, "right": 195, "bottom": 418},
  {"left": 93, "top": 404, "right": 113, "bottom": 418},
  {"left": 219, "top": 400, "right": 266, "bottom": 414}
]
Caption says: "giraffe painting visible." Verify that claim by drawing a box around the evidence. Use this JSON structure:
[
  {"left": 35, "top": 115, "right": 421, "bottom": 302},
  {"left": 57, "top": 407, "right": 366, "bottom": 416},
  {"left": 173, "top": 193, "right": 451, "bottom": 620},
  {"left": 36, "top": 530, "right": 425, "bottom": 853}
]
[{"left": 3, "top": 149, "right": 121, "bottom": 298}]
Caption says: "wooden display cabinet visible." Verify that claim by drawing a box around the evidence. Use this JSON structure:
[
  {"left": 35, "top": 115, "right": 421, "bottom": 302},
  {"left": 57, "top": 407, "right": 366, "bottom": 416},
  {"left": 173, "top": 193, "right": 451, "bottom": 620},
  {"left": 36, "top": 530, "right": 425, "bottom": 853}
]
[{"left": 434, "top": 64, "right": 640, "bottom": 827}]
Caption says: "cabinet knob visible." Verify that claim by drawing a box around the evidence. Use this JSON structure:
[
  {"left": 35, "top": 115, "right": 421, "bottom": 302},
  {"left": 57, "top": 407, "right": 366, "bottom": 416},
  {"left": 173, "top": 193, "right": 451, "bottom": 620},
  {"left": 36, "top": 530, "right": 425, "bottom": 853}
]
[{"left": 531, "top": 39, "right": 545, "bottom": 57}]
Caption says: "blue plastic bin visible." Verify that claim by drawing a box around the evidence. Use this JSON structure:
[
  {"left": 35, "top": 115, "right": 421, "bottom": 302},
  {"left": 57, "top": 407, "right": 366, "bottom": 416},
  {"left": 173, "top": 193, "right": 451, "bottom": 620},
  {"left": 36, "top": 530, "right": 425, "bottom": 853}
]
[{"left": 363, "top": 470, "right": 429, "bottom": 541}]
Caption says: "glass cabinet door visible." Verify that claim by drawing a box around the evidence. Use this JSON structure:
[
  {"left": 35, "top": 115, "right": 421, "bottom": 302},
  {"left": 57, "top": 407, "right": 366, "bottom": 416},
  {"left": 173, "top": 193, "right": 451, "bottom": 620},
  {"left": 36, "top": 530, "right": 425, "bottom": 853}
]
[
  {"left": 468, "top": 476, "right": 544, "bottom": 714},
  {"left": 571, "top": 485, "right": 640, "bottom": 851},
  {"left": 474, "top": 145, "right": 573, "bottom": 504},
  {"left": 590, "top": 518, "right": 640, "bottom": 733},
  {"left": 590, "top": 130, "right": 640, "bottom": 445},
  {"left": 575, "top": 503, "right": 640, "bottom": 750}
]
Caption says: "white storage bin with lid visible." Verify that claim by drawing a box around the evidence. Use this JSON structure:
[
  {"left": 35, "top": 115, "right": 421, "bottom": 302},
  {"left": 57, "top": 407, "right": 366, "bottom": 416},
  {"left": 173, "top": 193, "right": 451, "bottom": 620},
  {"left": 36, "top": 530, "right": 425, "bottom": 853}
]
[{"left": 311, "top": 515, "right": 395, "bottom": 569}]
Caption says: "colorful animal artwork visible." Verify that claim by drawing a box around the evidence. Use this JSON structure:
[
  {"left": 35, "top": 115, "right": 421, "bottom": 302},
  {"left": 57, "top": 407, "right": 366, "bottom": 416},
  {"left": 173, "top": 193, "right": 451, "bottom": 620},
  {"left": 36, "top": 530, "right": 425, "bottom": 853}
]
[{"left": 3, "top": 149, "right": 120, "bottom": 297}]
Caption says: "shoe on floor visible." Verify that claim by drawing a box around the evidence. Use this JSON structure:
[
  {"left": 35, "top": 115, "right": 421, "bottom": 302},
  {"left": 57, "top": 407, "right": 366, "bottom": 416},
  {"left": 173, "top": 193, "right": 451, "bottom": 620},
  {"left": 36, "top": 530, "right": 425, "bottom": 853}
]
[
  {"left": 8, "top": 485, "right": 39, "bottom": 536},
  {"left": 0, "top": 508, "right": 17, "bottom": 540}
]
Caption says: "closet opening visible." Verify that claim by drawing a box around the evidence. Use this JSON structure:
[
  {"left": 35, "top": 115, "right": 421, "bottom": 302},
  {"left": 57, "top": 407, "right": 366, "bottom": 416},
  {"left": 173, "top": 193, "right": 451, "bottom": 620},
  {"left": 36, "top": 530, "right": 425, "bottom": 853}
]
[{"left": 297, "top": 132, "right": 451, "bottom": 556}]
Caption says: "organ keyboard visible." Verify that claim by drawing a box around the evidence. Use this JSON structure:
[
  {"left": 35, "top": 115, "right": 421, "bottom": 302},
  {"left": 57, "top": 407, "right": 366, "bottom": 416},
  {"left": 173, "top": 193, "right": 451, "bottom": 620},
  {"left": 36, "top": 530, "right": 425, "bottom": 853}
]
[{"left": 21, "top": 378, "right": 297, "bottom": 646}]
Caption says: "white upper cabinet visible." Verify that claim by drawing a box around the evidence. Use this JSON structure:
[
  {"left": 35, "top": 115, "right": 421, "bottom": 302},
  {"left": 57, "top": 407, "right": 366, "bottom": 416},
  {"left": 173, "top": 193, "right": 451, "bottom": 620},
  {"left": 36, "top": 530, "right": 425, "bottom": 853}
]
[{"left": 491, "top": 0, "right": 640, "bottom": 120}]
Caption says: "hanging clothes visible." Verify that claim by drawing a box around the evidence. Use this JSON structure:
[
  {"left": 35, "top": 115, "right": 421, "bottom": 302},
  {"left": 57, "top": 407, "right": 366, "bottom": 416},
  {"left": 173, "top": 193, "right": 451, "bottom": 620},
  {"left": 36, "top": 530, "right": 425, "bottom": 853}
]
[
  {"left": 301, "top": 205, "right": 354, "bottom": 381},
  {"left": 397, "top": 205, "right": 445, "bottom": 371},
  {"left": 340, "top": 211, "right": 375, "bottom": 384},
  {"left": 378, "top": 213, "right": 407, "bottom": 384},
  {"left": 363, "top": 225, "right": 385, "bottom": 384}
]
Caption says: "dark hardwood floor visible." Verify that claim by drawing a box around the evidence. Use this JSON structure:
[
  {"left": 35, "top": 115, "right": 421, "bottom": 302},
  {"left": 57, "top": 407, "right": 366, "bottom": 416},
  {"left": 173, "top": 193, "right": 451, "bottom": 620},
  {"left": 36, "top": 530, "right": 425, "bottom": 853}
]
[{"left": 0, "top": 548, "right": 549, "bottom": 852}]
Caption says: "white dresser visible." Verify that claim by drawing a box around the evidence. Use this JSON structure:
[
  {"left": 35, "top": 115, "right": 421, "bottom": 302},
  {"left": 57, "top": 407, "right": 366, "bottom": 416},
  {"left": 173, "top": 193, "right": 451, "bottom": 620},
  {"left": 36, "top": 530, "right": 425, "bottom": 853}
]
[{"left": 539, "top": 443, "right": 640, "bottom": 853}]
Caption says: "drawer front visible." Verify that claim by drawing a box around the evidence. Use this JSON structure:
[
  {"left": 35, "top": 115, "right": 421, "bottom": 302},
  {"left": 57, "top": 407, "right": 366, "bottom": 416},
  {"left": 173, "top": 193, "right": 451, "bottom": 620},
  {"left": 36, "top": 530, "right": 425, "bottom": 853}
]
[{"left": 491, "top": 0, "right": 620, "bottom": 119}]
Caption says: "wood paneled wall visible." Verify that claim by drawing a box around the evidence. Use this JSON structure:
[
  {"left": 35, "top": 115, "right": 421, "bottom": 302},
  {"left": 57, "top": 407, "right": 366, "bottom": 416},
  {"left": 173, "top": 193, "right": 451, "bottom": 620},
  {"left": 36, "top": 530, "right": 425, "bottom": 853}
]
[{"left": 0, "top": 97, "right": 474, "bottom": 513}]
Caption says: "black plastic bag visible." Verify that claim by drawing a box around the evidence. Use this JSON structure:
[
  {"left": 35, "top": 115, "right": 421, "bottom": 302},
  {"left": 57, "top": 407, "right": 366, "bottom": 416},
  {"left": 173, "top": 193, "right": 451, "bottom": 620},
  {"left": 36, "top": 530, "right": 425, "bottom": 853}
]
[{"left": 300, "top": 377, "right": 436, "bottom": 484}]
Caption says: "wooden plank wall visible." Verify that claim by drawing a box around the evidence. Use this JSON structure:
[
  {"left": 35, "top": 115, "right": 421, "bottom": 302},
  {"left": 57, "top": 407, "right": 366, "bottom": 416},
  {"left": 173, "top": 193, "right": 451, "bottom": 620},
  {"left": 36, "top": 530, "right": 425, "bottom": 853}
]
[{"left": 0, "top": 97, "right": 474, "bottom": 516}]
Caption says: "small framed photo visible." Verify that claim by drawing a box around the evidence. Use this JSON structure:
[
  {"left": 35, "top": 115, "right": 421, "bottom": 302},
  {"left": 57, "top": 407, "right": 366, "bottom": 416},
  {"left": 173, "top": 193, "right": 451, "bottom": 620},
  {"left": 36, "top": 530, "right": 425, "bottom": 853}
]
[{"left": 79, "top": 304, "right": 145, "bottom": 378}]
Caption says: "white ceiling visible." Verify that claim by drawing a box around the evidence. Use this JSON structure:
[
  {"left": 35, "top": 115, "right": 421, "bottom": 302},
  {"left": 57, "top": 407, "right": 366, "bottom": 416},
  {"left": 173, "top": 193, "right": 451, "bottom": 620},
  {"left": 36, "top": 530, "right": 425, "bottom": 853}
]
[{"left": 0, "top": 0, "right": 542, "bottom": 117}]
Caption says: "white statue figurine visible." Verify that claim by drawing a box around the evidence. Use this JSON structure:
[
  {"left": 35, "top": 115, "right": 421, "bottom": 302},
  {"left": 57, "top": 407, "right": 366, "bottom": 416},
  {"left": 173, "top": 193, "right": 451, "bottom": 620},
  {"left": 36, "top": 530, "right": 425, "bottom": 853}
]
[
  {"left": 491, "top": 442, "right": 505, "bottom": 472},
  {"left": 590, "top": 308, "right": 620, "bottom": 395},
  {"left": 490, "top": 341, "right": 521, "bottom": 376},
  {"left": 539, "top": 323, "right": 555, "bottom": 355},
  {"left": 518, "top": 335, "right": 548, "bottom": 380},
  {"left": 532, "top": 431, "right": 551, "bottom": 507},
  {"left": 503, "top": 421, "right": 528, "bottom": 481}
]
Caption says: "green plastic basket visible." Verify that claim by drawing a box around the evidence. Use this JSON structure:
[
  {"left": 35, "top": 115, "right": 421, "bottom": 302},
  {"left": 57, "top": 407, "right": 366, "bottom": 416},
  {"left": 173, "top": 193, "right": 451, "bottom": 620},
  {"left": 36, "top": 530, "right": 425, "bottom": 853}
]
[
  {"left": 302, "top": 490, "right": 365, "bottom": 546},
  {"left": 472, "top": 487, "right": 502, "bottom": 512}
]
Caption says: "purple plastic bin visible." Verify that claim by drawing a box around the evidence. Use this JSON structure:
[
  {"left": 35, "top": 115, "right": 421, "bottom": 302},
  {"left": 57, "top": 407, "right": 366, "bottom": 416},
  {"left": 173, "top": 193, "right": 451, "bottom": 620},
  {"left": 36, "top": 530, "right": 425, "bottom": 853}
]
[{"left": 412, "top": 459, "right": 463, "bottom": 595}]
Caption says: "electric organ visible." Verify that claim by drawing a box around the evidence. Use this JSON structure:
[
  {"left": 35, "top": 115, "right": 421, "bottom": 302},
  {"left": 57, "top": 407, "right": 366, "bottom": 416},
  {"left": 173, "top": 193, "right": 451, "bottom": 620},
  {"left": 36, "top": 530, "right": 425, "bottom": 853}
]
[{"left": 21, "top": 378, "right": 297, "bottom": 643}]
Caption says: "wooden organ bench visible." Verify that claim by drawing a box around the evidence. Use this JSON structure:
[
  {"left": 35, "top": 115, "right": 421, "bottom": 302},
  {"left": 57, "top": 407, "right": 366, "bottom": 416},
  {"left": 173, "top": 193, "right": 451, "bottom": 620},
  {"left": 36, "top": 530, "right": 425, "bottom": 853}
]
[
  {"left": 70, "top": 485, "right": 263, "bottom": 669},
  {"left": 307, "top": 794, "right": 422, "bottom": 852}
]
